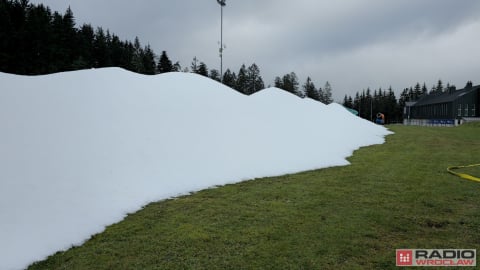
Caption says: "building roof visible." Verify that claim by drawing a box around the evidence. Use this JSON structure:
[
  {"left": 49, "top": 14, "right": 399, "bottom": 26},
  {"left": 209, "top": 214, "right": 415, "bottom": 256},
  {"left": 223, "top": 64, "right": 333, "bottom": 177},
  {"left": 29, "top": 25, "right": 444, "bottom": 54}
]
[
  {"left": 413, "top": 85, "right": 479, "bottom": 106},
  {"left": 405, "top": 101, "right": 417, "bottom": 106}
]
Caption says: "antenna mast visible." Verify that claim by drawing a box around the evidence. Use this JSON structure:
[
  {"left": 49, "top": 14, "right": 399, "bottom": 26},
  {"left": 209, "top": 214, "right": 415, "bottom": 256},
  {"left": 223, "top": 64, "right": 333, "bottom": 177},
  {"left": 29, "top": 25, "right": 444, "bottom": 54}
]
[{"left": 217, "top": 0, "right": 226, "bottom": 82}]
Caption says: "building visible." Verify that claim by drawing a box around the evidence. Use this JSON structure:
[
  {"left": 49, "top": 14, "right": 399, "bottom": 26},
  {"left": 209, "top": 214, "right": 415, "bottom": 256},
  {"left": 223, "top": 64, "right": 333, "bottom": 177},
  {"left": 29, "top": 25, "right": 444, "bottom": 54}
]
[{"left": 404, "top": 83, "right": 480, "bottom": 126}]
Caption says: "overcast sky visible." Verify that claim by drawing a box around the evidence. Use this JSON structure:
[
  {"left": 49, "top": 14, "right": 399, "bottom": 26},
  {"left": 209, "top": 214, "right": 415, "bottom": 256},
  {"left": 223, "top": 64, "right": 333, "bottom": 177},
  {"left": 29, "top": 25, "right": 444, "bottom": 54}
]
[{"left": 30, "top": 0, "right": 480, "bottom": 101}]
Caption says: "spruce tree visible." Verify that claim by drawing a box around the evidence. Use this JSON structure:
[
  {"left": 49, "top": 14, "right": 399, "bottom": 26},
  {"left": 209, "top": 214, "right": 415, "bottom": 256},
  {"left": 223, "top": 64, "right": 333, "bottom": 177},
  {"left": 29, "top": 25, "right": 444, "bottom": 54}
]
[
  {"left": 131, "top": 36, "right": 144, "bottom": 73},
  {"left": 407, "top": 87, "right": 414, "bottom": 100},
  {"left": 62, "top": 6, "right": 77, "bottom": 69},
  {"left": 436, "top": 79, "right": 444, "bottom": 93},
  {"left": 24, "top": 4, "right": 54, "bottom": 73},
  {"left": 190, "top": 56, "right": 199, "bottom": 73},
  {"left": 245, "top": 63, "right": 264, "bottom": 95},
  {"left": 77, "top": 24, "right": 95, "bottom": 68},
  {"left": 222, "top": 69, "right": 237, "bottom": 89},
  {"left": 142, "top": 45, "right": 156, "bottom": 75},
  {"left": 399, "top": 88, "right": 409, "bottom": 107},
  {"left": 236, "top": 64, "right": 248, "bottom": 94},
  {"left": 343, "top": 95, "right": 349, "bottom": 106},
  {"left": 209, "top": 69, "right": 221, "bottom": 82},
  {"left": 93, "top": 27, "right": 109, "bottom": 68},
  {"left": 421, "top": 83, "right": 428, "bottom": 95},
  {"left": 278, "top": 72, "right": 301, "bottom": 97},
  {"left": 274, "top": 76, "right": 283, "bottom": 88},
  {"left": 172, "top": 61, "right": 181, "bottom": 72},
  {"left": 197, "top": 62, "right": 208, "bottom": 77},
  {"left": 157, "top": 50, "right": 173, "bottom": 73},
  {"left": 413, "top": 82, "right": 422, "bottom": 100},
  {"left": 323, "top": 81, "right": 333, "bottom": 104},
  {"left": 303, "top": 77, "right": 319, "bottom": 101}
]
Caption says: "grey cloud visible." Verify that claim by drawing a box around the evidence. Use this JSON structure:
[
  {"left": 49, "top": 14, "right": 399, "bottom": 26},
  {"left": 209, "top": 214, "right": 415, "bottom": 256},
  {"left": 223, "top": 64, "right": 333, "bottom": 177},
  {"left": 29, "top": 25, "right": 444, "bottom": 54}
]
[{"left": 28, "top": 0, "right": 480, "bottom": 100}]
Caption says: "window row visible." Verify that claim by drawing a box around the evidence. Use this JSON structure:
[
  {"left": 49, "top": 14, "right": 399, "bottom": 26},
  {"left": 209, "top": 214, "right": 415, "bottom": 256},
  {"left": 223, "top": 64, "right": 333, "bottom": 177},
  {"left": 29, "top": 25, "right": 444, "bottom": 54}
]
[{"left": 457, "top": 104, "right": 477, "bottom": 117}]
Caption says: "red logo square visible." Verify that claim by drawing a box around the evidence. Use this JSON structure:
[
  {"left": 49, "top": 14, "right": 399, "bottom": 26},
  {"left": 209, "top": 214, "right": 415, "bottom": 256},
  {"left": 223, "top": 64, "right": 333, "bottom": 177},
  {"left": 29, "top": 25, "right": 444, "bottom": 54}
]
[{"left": 397, "top": 250, "right": 413, "bottom": 266}]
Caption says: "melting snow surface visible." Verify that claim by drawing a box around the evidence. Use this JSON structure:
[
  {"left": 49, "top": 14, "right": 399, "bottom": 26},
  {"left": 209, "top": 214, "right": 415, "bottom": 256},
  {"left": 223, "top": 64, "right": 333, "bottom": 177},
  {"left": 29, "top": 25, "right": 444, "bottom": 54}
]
[{"left": 0, "top": 68, "right": 392, "bottom": 269}]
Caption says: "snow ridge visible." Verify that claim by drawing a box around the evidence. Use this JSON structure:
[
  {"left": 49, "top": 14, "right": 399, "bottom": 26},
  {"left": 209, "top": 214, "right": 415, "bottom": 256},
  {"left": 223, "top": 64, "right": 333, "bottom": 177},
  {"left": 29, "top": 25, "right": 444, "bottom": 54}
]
[{"left": 0, "top": 68, "right": 392, "bottom": 270}]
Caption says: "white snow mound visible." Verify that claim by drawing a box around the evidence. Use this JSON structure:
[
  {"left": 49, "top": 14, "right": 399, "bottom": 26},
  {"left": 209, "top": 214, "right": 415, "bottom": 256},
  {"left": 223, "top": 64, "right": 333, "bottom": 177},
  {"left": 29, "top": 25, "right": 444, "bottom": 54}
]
[{"left": 0, "top": 68, "right": 392, "bottom": 270}]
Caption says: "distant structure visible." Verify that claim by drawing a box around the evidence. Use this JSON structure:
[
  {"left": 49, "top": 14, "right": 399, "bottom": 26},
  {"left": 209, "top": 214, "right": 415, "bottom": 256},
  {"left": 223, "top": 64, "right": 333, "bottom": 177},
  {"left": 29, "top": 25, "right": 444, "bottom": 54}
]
[{"left": 404, "top": 83, "right": 480, "bottom": 126}]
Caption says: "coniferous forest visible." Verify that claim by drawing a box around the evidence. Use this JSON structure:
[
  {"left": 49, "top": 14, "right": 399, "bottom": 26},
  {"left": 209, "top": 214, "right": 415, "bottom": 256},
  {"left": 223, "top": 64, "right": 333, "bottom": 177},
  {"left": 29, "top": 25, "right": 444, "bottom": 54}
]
[{"left": 1, "top": 0, "right": 473, "bottom": 124}]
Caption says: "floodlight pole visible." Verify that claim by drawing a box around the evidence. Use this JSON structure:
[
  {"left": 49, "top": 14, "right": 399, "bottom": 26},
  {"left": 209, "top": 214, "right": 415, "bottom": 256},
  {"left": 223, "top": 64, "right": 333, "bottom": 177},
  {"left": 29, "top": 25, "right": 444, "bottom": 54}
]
[{"left": 217, "top": 0, "right": 226, "bottom": 82}]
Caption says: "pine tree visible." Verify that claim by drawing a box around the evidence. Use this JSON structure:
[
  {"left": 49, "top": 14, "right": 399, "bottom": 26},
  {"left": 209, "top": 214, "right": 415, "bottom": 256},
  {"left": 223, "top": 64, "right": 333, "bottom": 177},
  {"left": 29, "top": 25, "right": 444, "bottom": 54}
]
[
  {"left": 407, "top": 87, "right": 414, "bottom": 101},
  {"left": 222, "top": 69, "right": 237, "bottom": 89},
  {"left": 190, "top": 56, "right": 198, "bottom": 73},
  {"left": 245, "top": 63, "right": 264, "bottom": 95},
  {"left": 77, "top": 24, "right": 95, "bottom": 68},
  {"left": 343, "top": 95, "right": 349, "bottom": 107},
  {"left": 24, "top": 3, "right": 54, "bottom": 73},
  {"left": 209, "top": 69, "right": 221, "bottom": 82},
  {"left": 399, "top": 88, "right": 409, "bottom": 107},
  {"left": 142, "top": 45, "right": 156, "bottom": 75},
  {"left": 436, "top": 79, "right": 444, "bottom": 93},
  {"left": 157, "top": 50, "right": 172, "bottom": 73},
  {"left": 303, "top": 77, "right": 319, "bottom": 101},
  {"left": 274, "top": 76, "right": 282, "bottom": 88},
  {"left": 421, "top": 83, "right": 428, "bottom": 95},
  {"left": 236, "top": 64, "right": 248, "bottom": 94},
  {"left": 93, "top": 27, "right": 109, "bottom": 68},
  {"left": 122, "top": 41, "right": 136, "bottom": 71},
  {"left": 172, "top": 61, "right": 181, "bottom": 72},
  {"left": 343, "top": 95, "right": 354, "bottom": 108},
  {"left": 354, "top": 92, "right": 361, "bottom": 116},
  {"left": 196, "top": 62, "right": 208, "bottom": 77},
  {"left": 110, "top": 34, "right": 127, "bottom": 69},
  {"left": 277, "top": 72, "right": 301, "bottom": 97},
  {"left": 386, "top": 86, "right": 397, "bottom": 123},
  {"left": 413, "top": 82, "right": 422, "bottom": 100},
  {"left": 317, "top": 87, "right": 325, "bottom": 102},
  {"left": 131, "top": 36, "right": 144, "bottom": 73},
  {"left": 62, "top": 7, "right": 77, "bottom": 65},
  {"left": 323, "top": 81, "right": 333, "bottom": 104}
]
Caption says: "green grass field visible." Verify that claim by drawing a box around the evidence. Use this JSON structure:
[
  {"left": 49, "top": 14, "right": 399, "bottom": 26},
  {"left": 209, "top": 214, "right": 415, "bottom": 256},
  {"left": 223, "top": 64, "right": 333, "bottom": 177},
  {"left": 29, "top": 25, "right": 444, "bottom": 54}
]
[{"left": 29, "top": 123, "right": 480, "bottom": 270}]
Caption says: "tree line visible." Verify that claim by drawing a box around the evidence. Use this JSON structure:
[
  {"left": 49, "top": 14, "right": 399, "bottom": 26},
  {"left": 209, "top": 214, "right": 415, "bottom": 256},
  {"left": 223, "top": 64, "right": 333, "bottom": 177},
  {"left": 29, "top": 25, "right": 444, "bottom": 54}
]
[
  {"left": 342, "top": 79, "right": 474, "bottom": 123},
  {"left": 0, "top": 0, "right": 158, "bottom": 75},
  {"left": 0, "top": 0, "right": 335, "bottom": 104},
  {"left": 5, "top": 0, "right": 472, "bottom": 123},
  {"left": 343, "top": 87, "right": 400, "bottom": 123}
]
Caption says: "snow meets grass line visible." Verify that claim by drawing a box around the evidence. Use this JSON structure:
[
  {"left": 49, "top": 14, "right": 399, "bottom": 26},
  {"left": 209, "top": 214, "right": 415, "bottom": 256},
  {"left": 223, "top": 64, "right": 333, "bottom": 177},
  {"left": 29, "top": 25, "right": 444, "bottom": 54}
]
[{"left": 0, "top": 68, "right": 392, "bottom": 270}]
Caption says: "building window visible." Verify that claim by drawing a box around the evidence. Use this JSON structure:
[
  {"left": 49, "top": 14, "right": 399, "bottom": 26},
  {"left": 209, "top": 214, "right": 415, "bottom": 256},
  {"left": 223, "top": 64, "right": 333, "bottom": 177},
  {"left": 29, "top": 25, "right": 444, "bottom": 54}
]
[
  {"left": 458, "top": 104, "right": 462, "bottom": 116},
  {"left": 473, "top": 104, "right": 476, "bottom": 116},
  {"left": 465, "top": 104, "right": 469, "bottom": 116}
]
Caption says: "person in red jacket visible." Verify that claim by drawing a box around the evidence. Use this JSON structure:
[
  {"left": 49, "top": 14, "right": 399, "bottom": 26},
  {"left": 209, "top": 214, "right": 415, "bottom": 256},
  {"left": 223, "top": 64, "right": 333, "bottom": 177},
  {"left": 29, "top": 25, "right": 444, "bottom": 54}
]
[{"left": 376, "top": 112, "right": 385, "bottom": 125}]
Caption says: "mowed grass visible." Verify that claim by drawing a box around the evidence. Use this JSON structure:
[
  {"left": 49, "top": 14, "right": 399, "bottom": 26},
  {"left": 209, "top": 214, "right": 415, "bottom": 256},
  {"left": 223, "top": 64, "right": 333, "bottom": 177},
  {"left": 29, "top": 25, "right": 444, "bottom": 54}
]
[{"left": 29, "top": 123, "right": 480, "bottom": 270}]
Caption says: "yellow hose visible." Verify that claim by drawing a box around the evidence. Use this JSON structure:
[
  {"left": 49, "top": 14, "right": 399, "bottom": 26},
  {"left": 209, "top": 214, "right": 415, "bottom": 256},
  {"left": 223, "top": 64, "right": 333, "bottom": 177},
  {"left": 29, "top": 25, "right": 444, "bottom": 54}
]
[{"left": 447, "top": 164, "right": 480, "bottom": 182}]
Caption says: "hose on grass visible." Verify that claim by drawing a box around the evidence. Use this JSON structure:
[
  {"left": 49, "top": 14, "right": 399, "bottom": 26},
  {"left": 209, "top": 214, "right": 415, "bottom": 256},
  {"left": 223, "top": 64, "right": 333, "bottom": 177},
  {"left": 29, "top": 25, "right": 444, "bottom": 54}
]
[{"left": 447, "top": 164, "right": 480, "bottom": 182}]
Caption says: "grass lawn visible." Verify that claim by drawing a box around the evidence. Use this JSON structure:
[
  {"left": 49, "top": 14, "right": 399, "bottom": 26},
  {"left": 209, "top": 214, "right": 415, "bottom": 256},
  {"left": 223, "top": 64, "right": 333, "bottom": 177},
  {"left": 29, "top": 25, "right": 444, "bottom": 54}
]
[{"left": 29, "top": 123, "right": 480, "bottom": 269}]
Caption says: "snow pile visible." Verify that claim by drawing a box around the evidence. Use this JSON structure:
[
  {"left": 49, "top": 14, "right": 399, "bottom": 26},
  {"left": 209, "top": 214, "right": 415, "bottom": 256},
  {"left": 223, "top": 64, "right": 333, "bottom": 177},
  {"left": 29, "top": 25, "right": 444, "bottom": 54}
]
[{"left": 0, "top": 68, "right": 392, "bottom": 270}]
